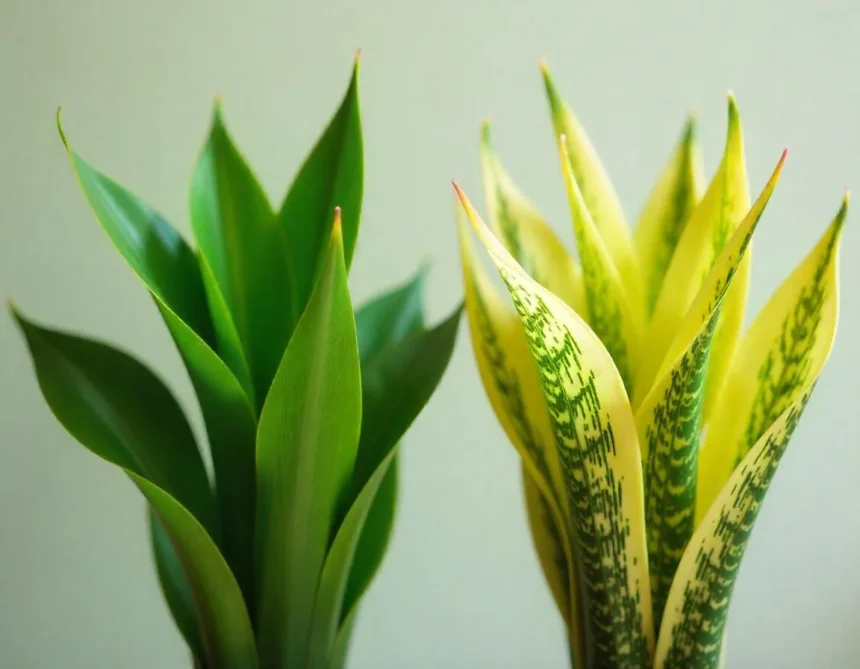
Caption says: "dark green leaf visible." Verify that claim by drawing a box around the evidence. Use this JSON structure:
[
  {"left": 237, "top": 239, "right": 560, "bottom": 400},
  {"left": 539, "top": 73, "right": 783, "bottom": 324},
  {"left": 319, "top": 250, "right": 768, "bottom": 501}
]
[
  {"left": 13, "top": 308, "right": 217, "bottom": 534},
  {"left": 342, "top": 303, "right": 463, "bottom": 618},
  {"left": 191, "top": 107, "right": 291, "bottom": 406},
  {"left": 279, "top": 58, "right": 362, "bottom": 317},
  {"left": 306, "top": 449, "right": 397, "bottom": 668},
  {"left": 59, "top": 120, "right": 258, "bottom": 604},
  {"left": 355, "top": 265, "right": 426, "bottom": 362},
  {"left": 132, "top": 474, "right": 257, "bottom": 669},
  {"left": 255, "top": 217, "right": 361, "bottom": 669},
  {"left": 150, "top": 510, "right": 203, "bottom": 661}
]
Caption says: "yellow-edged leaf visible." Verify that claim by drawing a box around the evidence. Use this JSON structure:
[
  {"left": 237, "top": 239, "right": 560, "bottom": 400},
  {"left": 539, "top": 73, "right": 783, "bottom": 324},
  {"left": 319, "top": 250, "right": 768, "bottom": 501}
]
[
  {"left": 456, "top": 183, "right": 654, "bottom": 667},
  {"left": 541, "top": 61, "right": 643, "bottom": 316},
  {"left": 634, "top": 116, "right": 705, "bottom": 316},
  {"left": 456, "top": 200, "right": 583, "bottom": 664},
  {"left": 558, "top": 136, "right": 643, "bottom": 394},
  {"left": 480, "top": 120, "right": 586, "bottom": 316},
  {"left": 655, "top": 199, "right": 843, "bottom": 669},
  {"left": 696, "top": 197, "right": 846, "bottom": 524},
  {"left": 521, "top": 464, "right": 571, "bottom": 628},
  {"left": 634, "top": 153, "right": 785, "bottom": 631},
  {"left": 635, "top": 96, "right": 750, "bottom": 407}
]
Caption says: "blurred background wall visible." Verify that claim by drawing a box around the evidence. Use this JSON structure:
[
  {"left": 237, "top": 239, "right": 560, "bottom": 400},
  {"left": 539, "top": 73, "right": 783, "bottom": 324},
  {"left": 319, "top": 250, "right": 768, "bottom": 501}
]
[{"left": 1, "top": 1, "right": 858, "bottom": 667}]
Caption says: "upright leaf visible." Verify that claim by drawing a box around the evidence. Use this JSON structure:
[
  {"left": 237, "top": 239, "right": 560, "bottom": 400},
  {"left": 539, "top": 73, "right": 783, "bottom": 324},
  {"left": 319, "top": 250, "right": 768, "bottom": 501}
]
[
  {"left": 355, "top": 266, "right": 426, "bottom": 362},
  {"left": 279, "top": 56, "right": 362, "bottom": 317},
  {"left": 635, "top": 96, "right": 750, "bottom": 405},
  {"left": 634, "top": 116, "right": 704, "bottom": 316},
  {"left": 457, "top": 184, "right": 654, "bottom": 667},
  {"left": 541, "top": 61, "right": 643, "bottom": 314},
  {"left": 59, "top": 120, "right": 259, "bottom": 601},
  {"left": 133, "top": 474, "right": 258, "bottom": 669},
  {"left": 191, "top": 105, "right": 291, "bottom": 406},
  {"left": 150, "top": 510, "right": 204, "bottom": 661},
  {"left": 343, "top": 304, "right": 462, "bottom": 619},
  {"left": 255, "top": 214, "right": 361, "bottom": 669},
  {"left": 634, "top": 154, "right": 784, "bottom": 630},
  {"left": 305, "top": 449, "right": 398, "bottom": 669},
  {"left": 655, "top": 199, "right": 843, "bottom": 669},
  {"left": 480, "top": 120, "right": 586, "bottom": 315},
  {"left": 696, "top": 197, "right": 847, "bottom": 523},
  {"left": 457, "top": 199, "right": 582, "bottom": 663},
  {"left": 558, "top": 136, "right": 643, "bottom": 393}
]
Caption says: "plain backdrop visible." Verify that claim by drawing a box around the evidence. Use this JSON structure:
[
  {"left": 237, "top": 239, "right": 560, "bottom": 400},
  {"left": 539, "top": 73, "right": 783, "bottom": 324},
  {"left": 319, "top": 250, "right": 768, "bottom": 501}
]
[{"left": 1, "top": 1, "right": 859, "bottom": 667}]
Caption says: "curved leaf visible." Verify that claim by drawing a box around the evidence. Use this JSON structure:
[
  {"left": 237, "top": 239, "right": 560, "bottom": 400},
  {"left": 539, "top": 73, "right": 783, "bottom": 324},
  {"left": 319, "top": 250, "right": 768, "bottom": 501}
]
[
  {"left": 634, "top": 116, "right": 704, "bottom": 316},
  {"left": 255, "top": 215, "right": 361, "bottom": 669},
  {"left": 457, "top": 197, "right": 582, "bottom": 662},
  {"left": 634, "top": 153, "right": 785, "bottom": 630},
  {"left": 306, "top": 449, "right": 398, "bottom": 668},
  {"left": 191, "top": 106, "right": 290, "bottom": 405},
  {"left": 480, "top": 120, "right": 586, "bottom": 315},
  {"left": 696, "top": 197, "right": 846, "bottom": 523},
  {"left": 58, "top": 120, "right": 258, "bottom": 603},
  {"left": 12, "top": 310, "right": 217, "bottom": 532},
  {"left": 541, "top": 61, "right": 642, "bottom": 314},
  {"left": 635, "top": 96, "right": 750, "bottom": 405},
  {"left": 558, "top": 135, "right": 644, "bottom": 393},
  {"left": 279, "top": 56, "right": 362, "bottom": 317},
  {"left": 456, "top": 183, "right": 654, "bottom": 667},
  {"left": 150, "top": 510, "right": 204, "bottom": 660},
  {"left": 133, "top": 474, "right": 258, "bottom": 669},
  {"left": 655, "top": 198, "right": 843, "bottom": 669},
  {"left": 342, "top": 303, "right": 462, "bottom": 620}
]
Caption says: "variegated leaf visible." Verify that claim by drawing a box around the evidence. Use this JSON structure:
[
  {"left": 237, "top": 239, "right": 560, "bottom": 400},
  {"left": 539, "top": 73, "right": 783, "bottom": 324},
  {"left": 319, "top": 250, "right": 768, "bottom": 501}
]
[{"left": 456, "top": 183, "right": 653, "bottom": 668}]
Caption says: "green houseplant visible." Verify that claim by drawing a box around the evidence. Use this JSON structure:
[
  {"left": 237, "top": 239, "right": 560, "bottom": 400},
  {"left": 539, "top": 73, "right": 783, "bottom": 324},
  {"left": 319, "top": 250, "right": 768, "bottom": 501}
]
[
  {"left": 13, "top": 57, "right": 461, "bottom": 669},
  {"left": 454, "top": 60, "right": 845, "bottom": 669}
]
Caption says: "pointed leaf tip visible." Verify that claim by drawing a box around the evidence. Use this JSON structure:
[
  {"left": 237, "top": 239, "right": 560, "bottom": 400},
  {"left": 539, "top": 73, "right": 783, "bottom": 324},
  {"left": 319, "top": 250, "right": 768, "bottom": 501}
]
[{"left": 56, "top": 107, "right": 69, "bottom": 150}]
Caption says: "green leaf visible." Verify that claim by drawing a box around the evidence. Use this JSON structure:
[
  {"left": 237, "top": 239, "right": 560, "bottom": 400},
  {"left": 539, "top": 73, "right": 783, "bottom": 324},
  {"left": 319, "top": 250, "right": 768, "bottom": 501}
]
[
  {"left": 255, "top": 215, "right": 362, "bottom": 669},
  {"left": 279, "top": 56, "right": 362, "bottom": 317},
  {"left": 633, "top": 116, "right": 704, "bottom": 317},
  {"left": 150, "top": 510, "right": 204, "bottom": 661},
  {"left": 132, "top": 474, "right": 258, "bottom": 669},
  {"left": 343, "top": 302, "right": 462, "bottom": 620},
  {"left": 305, "top": 449, "right": 398, "bottom": 669},
  {"left": 191, "top": 105, "right": 291, "bottom": 406},
  {"left": 58, "top": 118, "right": 258, "bottom": 604},
  {"left": 355, "top": 266, "right": 426, "bottom": 362},
  {"left": 12, "top": 309, "right": 217, "bottom": 533}
]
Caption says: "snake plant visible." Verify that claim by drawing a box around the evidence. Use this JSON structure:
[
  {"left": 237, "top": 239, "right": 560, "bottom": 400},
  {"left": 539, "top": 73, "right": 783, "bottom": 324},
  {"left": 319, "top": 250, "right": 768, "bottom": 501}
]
[
  {"left": 454, "top": 60, "right": 845, "bottom": 669},
  {"left": 13, "top": 57, "right": 461, "bottom": 669}
]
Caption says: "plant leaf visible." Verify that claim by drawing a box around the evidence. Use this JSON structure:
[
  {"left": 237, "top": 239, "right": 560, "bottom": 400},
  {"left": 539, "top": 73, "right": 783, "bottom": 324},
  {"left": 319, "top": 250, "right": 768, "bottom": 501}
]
[
  {"left": 557, "top": 135, "right": 644, "bottom": 394},
  {"left": 655, "top": 198, "right": 843, "bottom": 669},
  {"left": 456, "top": 197, "right": 583, "bottom": 663},
  {"left": 255, "top": 214, "right": 361, "bottom": 669},
  {"left": 355, "top": 266, "right": 426, "bottom": 362},
  {"left": 12, "top": 310, "right": 217, "bottom": 532},
  {"left": 456, "top": 184, "right": 654, "bottom": 667},
  {"left": 541, "top": 61, "right": 643, "bottom": 315},
  {"left": 342, "top": 303, "right": 462, "bottom": 620},
  {"left": 279, "top": 56, "right": 362, "bottom": 318},
  {"left": 480, "top": 120, "right": 586, "bottom": 315},
  {"left": 634, "top": 154, "right": 785, "bottom": 631},
  {"left": 696, "top": 197, "right": 846, "bottom": 524},
  {"left": 191, "top": 105, "right": 291, "bottom": 406},
  {"left": 150, "top": 510, "right": 204, "bottom": 661},
  {"left": 58, "top": 121, "right": 259, "bottom": 604},
  {"left": 132, "top": 474, "right": 258, "bottom": 669},
  {"left": 520, "top": 464, "right": 571, "bottom": 625},
  {"left": 635, "top": 96, "right": 750, "bottom": 406},
  {"left": 634, "top": 116, "right": 704, "bottom": 317},
  {"left": 306, "top": 449, "right": 398, "bottom": 669}
]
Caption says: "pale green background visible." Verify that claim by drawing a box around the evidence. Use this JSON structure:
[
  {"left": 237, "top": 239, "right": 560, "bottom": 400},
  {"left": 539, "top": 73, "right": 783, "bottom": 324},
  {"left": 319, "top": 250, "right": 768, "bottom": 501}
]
[{"left": 1, "top": 1, "right": 859, "bottom": 667}]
